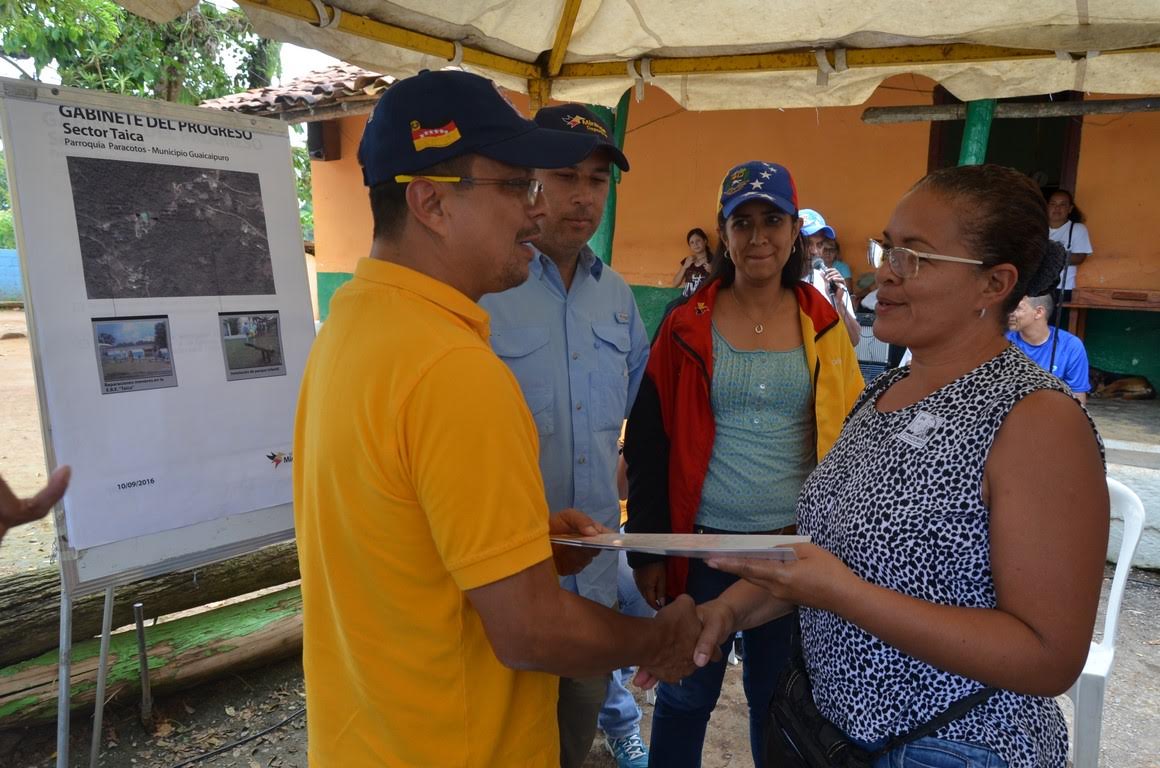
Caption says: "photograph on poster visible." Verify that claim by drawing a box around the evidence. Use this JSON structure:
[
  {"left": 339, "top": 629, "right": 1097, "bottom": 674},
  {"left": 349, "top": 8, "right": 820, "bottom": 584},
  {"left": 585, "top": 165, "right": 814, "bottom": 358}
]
[
  {"left": 92, "top": 316, "right": 178, "bottom": 394},
  {"left": 67, "top": 156, "right": 275, "bottom": 299},
  {"left": 219, "top": 311, "right": 286, "bottom": 381}
]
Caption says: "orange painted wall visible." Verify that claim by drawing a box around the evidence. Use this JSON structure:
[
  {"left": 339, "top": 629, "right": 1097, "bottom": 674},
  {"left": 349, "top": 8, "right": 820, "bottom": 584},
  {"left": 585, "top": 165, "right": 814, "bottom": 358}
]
[
  {"left": 310, "top": 114, "right": 373, "bottom": 274},
  {"left": 310, "top": 79, "right": 1158, "bottom": 292},
  {"left": 1073, "top": 98, "right": 1160, "bottom": 290},
  {"left": 311, "top": 92, "right": 534, "bottom": 275},
  {"left": 611, "top": 77, "right": 934, "bottom": 286},
  {"left": 309, "top": 80, "right": 933, "bottom": 281}
]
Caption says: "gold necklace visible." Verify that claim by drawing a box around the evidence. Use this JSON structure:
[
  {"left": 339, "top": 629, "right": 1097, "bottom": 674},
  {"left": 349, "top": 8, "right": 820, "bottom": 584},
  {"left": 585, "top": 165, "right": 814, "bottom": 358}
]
[{"left": 731, "top": 283, "right": 767, "bottom": 334}]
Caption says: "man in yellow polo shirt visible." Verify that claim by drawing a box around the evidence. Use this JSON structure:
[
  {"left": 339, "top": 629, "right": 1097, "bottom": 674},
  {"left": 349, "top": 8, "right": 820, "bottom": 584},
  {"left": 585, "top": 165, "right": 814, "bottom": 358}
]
[{"left": 293, "top": 70, "right": 706, "bottom": 767}]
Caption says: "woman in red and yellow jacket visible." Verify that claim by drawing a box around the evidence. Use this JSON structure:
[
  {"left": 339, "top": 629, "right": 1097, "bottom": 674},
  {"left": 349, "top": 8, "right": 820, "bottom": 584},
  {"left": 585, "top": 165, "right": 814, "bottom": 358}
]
[{"left": 625, "top": 161, "right": 864, "bottom": 768}]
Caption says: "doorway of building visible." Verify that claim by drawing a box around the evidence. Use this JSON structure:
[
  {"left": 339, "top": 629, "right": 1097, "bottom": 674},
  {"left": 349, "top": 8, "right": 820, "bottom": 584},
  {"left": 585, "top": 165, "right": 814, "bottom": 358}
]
[{"left": 927, "top": 88, "right": 1083, "bottom": 191}]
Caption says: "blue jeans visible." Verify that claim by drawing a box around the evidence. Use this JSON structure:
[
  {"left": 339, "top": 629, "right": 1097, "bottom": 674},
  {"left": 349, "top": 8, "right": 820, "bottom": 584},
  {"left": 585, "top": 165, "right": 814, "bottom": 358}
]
[
  {"left": 648, "top": 557, "right": 794, "bottom": 768},
  {"left": 857, "top": 736, "right": 1008, "bottom": 768},
  {"left": 599, "top": 548, "right": 655, "bottom": 738}
]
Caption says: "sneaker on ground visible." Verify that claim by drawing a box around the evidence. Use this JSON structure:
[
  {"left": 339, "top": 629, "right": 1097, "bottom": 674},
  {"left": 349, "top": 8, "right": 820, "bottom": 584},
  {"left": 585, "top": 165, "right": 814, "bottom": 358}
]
[{"left": 605, "top": 731, "right": 649, "bottom": 768}]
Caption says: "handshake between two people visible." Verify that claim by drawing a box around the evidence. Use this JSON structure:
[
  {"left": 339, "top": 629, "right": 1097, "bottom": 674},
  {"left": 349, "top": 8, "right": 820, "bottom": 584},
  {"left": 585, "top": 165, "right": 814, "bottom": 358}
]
[
  {"left": 546, "top": 508, "right": 853, "bottom": 688},
  {"left": 545, "top": 508, "right": 730, "bottom": 686}
]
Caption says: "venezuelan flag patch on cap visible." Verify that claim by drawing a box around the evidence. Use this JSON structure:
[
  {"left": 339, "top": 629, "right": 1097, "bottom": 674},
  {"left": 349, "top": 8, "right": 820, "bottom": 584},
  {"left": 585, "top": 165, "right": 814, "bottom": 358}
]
[{"left": 411, "top": 120, "right": 461, "bottom": 151}]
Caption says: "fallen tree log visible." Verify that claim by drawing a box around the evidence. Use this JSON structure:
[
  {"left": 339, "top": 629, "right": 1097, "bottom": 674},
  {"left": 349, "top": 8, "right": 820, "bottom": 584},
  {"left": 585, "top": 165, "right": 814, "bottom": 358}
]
[
  {"left": 0, "top": 585, "right": 302, "bottom": 728},
  {"left": 0, "top": 541, "right": 299, "bottom": 667}
]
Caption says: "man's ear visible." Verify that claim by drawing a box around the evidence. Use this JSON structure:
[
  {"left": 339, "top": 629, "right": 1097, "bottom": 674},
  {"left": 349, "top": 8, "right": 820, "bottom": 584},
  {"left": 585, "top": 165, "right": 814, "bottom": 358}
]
[{"left": 405, "top": 178, "right": 450, "bottom": 237}]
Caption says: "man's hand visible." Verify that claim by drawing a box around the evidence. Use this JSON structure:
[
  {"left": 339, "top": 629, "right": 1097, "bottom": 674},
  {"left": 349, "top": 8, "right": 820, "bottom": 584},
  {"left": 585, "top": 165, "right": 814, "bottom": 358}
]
[
  {"left": 633, "top": 597, "right": 732, "bottom": 690},
  {"left": 632, "top": 560, "right": 667, "bottom": 609},
  {"left": 0, "top": 466, "right": 70, "bottom": 547},
  {"left": 548, "top": 508, "right": 610, "bottom": 576},
  {"left": 634, "top": 594, "right": 712, "bottom": 686},
  {"left": 822, "top": 267, "right": 847, "bottom": 293}
]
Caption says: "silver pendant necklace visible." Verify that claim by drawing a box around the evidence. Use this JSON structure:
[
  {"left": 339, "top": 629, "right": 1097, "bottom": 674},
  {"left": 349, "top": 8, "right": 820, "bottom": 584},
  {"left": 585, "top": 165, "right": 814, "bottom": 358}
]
[{"left": 731, "top": 283, "right": 765, "bottom": 334}]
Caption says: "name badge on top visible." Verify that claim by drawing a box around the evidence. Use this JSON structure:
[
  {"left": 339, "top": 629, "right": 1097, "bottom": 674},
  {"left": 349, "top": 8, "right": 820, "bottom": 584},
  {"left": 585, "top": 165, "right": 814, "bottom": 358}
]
[{"left": 896, "top": 411, "right": 944, "bottom": 448}]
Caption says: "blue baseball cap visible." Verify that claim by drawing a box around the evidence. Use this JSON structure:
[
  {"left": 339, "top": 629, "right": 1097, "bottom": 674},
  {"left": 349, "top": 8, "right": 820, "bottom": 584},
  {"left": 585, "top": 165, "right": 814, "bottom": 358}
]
[
  {"left": 799, "top": 209, "right": 836, "bottom": 239},
  {"left": 358, "top": 69, "right": 599, "bottom": 187},
  {"left": 533, "top": 104, "right": 630, "bottom": 171},
  {"left": 717, "top": 161, "right": 798, "bottom": 220}
]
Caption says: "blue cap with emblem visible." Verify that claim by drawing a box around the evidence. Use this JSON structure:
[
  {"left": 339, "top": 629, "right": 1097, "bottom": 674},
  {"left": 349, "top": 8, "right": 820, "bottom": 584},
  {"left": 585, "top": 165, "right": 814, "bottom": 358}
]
[
  {"left": 717, "top": 160, "right": 798, "bottom": 220},
  {"left": 358, "top": 69, "right": 599, "bottom": 187},
  {"left": 532, "top": 104, "right": 630, "bottom": 171}
]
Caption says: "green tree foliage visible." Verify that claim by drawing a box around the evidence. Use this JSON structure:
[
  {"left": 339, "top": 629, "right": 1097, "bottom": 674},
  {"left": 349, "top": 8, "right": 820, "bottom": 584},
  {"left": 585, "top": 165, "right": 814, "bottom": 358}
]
[
  {"left": 0, "top": 149, "right": 12, "bottom": 249},
  {"left": 0, "top": 0, "right": 279, "bottom": 103},
  {"left": 290, "top": 129, "right": 314, "bottom": 242},
  {"left": 0, "top": 3, "right": 315, "bottom": 238}
]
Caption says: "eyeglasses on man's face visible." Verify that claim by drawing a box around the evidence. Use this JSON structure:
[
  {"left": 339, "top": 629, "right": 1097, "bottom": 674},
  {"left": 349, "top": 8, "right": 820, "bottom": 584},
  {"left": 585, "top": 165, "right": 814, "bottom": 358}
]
[
  {"left": 867, "top": 239, "right": 984, "bottom": 279},
  {"left": 394, "top": 174, "right": 543, "bottom": 206}
]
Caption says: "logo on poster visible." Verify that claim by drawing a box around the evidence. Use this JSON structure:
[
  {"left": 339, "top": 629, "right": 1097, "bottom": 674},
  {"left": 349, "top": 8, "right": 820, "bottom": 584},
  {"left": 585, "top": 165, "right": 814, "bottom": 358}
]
[{"left": 266, "top": 451, "right": 293, "bottom": 468}]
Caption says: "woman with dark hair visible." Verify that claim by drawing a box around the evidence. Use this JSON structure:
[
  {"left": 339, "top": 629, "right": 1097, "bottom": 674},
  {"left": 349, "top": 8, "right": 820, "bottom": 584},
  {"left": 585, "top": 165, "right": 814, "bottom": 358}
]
[
  {"left": 673, "top": 227, "right": 714, "bottom": 296},
  {"left": 1046, "top": 188, "right": 1093, "bottom": 297},
  {"left": 625, "top": 161, "right": 863, "bottom": 767},
  {"left": 693, "top": 164, "right": 1108, "bottom": 768}
]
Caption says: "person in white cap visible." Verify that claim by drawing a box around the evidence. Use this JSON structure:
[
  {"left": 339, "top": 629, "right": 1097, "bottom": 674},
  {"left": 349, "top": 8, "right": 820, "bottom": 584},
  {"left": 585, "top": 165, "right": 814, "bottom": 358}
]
[{"left": 800, "top": 208, "right": 859, "bottom": 345}]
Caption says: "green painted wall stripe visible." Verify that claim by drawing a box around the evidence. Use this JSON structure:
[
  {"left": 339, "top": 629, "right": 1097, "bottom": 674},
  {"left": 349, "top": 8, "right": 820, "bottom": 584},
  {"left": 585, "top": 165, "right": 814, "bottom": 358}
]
[
  {"left": 318, "top": 271, "right": 681, "bottom": 336},
  {"left": 630, "top": 285, "right": 681, "bottom": 338},
  {"left": 318, "top": 271, "right": 354, "bottom": 320},
  {"left": 1083, "top": 310, "right": 1160, "bottom": 388},
  {"left": 318, "top": 271, "right": 1160, "bottom": 387}
]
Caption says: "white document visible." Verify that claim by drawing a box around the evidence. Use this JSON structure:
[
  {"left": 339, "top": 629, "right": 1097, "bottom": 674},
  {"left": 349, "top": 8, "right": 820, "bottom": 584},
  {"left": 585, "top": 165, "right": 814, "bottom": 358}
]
[{"left": 550, "top": 532, "right": 809, "bottom": 561}]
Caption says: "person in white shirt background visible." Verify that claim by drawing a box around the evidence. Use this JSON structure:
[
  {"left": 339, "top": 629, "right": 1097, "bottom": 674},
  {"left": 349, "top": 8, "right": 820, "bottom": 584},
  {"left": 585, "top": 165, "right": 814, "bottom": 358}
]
[{"left": 1046, "top": 189, "right": 1093, "bottom": 297}]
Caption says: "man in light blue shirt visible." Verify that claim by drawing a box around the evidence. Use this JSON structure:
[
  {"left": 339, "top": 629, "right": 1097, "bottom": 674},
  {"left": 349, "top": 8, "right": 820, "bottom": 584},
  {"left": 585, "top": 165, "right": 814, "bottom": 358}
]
[{"left": 480, "top": 104, "right": 650, "bottom": 768}]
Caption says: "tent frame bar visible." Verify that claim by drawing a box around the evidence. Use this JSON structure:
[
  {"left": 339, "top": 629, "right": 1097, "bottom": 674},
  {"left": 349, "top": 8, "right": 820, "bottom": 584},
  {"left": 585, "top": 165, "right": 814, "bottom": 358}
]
[
  {"left": 238, "top": 0, "right": 1160, "bottom": 102},
  {"left": 864, "top": 96, "right": 1160, "bottom": 124}
]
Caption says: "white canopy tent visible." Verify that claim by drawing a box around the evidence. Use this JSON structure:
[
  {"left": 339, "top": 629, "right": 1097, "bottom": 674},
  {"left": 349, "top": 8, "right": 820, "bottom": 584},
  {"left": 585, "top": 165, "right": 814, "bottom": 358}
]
[{"left": 116, "top": 1, "right": 1160, "bottom": 109}]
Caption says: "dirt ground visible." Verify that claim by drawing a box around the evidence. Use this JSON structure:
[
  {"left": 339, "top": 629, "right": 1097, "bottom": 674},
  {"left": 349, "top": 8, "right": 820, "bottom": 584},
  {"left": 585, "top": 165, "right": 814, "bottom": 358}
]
[{"left": 1, "top": 306, "right": 1158, "bottom": 768}]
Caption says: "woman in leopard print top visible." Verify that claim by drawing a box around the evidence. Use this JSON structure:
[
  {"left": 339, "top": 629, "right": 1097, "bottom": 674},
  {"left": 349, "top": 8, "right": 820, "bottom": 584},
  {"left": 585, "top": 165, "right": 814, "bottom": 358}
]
[{"left": 690, "top": 165, "right": 1108, "bottom": 768}]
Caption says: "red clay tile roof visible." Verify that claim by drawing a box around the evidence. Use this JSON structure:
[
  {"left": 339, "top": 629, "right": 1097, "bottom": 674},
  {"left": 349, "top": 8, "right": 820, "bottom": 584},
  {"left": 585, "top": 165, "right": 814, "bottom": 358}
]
[{"left": 201, "top": 63, "right": 393, "bottom": 122}]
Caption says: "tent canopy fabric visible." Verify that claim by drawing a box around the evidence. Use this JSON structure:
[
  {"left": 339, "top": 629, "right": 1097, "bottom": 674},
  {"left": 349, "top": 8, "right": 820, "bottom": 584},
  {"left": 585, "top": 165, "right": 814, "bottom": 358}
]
[{"left": 117, "top": 1, "right": 1160, "bottom": 108}]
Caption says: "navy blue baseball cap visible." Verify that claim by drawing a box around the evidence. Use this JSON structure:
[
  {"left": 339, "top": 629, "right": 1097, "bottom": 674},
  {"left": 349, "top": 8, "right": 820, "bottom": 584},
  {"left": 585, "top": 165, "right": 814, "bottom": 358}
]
[
  {"left": 358, "top": 69, "right": 599, "bottom": 187},
  {"left": 717, "top": 161, "right": 798, "bottom": 220},
  {"left": 533, "top": 104, "right": 630, "bottom": 171}
]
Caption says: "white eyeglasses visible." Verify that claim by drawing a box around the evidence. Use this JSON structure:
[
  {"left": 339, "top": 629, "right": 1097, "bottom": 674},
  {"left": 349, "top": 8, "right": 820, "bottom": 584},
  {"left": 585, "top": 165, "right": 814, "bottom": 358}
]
[{"left": 867, "top": 239, "right": 984, "bottom": 279}]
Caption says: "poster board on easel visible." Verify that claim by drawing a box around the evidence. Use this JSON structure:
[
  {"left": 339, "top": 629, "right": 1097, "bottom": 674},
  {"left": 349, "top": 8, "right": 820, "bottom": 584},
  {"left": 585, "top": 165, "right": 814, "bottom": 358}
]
[{"left": 0, "top": 78, "right": 312, "bottom": 596}]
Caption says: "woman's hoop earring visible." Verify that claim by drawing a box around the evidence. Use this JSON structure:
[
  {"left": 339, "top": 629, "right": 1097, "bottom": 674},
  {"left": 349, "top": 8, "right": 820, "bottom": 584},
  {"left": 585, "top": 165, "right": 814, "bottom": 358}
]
[{"left": 979, "top": 307, "right": 987, "bottom": 320}]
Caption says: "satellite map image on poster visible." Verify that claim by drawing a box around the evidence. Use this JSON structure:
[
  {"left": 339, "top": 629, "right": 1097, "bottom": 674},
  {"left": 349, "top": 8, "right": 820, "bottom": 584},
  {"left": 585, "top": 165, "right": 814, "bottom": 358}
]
[{"left": 67, "top": 156, "right": 275, "bottom": 298}]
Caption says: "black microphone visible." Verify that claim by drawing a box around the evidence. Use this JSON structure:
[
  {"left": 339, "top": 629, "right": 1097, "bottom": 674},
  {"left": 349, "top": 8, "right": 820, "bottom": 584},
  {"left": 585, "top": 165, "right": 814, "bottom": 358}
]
[{"left": 812, "top": 257, "right": 838, "bottom": 296}]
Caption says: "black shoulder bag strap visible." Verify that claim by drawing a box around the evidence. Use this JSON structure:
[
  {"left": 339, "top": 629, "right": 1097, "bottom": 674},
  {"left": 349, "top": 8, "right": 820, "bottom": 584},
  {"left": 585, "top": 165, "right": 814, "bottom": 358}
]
[
  {"left": 870, "top": 686, "right": 998, "bottom": 758},
  {"left": 1049, "top": 220, "right": 1077, "bottom": 373}
]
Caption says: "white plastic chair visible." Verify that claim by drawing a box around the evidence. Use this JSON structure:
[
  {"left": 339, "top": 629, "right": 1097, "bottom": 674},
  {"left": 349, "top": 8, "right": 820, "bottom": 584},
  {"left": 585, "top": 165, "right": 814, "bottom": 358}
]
[{"left": 1063, "top": 477, "right": 1146, "bottom": 768}]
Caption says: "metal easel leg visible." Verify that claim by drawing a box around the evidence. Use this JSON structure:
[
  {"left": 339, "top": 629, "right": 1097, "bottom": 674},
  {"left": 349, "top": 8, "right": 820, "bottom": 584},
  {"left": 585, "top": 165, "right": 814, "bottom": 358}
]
[
  {"left": 88, "top": 586, "right": 115, "bottom": 768},
  {"left": 56, "top": 589, "right": 73, "bottom": 768}
]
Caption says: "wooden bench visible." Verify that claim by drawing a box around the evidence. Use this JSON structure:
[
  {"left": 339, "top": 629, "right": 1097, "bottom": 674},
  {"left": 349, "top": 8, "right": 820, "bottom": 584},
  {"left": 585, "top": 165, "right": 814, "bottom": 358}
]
[
  {"left": 244, "top": 341, "right": 277, "bottom": 364},
  {"left": 1064, "top": 287, "right": 1160, "bottom": 339}
]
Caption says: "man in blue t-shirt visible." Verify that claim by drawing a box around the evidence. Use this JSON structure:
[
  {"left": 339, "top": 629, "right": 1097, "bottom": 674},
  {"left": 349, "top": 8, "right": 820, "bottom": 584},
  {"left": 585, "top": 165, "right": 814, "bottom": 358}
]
[{"left": 1006, "top": 294, "right": 1091, "bottom": 404}]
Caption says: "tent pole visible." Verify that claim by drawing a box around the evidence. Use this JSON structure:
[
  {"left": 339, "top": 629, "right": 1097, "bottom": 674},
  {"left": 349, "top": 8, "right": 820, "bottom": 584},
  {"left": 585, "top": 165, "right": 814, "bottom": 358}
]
[
  {"left": 957, "top": 99, "right": 996, "bottom": 165},
  {"left": 587, "top": 89, "right": 632, "bottom": 265}
]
